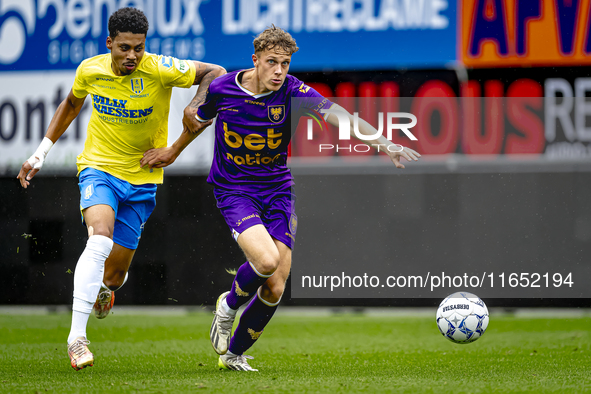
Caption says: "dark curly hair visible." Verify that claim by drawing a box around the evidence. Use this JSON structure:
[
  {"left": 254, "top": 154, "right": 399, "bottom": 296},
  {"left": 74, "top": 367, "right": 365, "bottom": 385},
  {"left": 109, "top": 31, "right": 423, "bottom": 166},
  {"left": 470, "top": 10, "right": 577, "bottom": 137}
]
[
  {"left": 253, "top": 25, "right": 299, "bottom": 55},
  {"left": 108, "top": 7, "right": 149, "bottom": 38}
]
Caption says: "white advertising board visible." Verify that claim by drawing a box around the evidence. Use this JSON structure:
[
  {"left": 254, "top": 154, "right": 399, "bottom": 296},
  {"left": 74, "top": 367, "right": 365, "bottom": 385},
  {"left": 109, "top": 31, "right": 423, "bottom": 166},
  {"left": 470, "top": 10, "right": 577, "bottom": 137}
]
[{"left": 0, "top": 71, "right": 214, "bottom": 175}]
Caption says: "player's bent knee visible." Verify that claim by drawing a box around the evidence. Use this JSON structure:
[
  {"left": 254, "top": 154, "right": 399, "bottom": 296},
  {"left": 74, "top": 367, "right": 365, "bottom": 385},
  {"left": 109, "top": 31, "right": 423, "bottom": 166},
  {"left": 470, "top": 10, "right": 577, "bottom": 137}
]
[
  {"left": 254, "top": 254, "right": 280, "bottom": 276},
  {"left": 260, "top": 282, "right": 285, "bottom": 304},
  {"left": 89, "top": 225, "right": 113, "bottom": 239},
  {"left": 103, "top": 271, "right": 126, "bottom": 290}
]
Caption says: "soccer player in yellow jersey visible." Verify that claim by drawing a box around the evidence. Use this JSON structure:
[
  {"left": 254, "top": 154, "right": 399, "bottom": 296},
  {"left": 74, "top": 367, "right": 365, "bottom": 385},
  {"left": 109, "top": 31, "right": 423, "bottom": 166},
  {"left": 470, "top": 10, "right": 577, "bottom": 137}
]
[{"left": 16, "top": 7, "right": 225, "bottom": 371}]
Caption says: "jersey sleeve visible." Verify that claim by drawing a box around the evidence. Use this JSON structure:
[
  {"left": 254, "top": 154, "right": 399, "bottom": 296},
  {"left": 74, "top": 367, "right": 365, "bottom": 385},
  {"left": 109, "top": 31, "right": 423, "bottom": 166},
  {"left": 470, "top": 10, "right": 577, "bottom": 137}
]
[
  {"left": 291, "top": 81, "right": 333, "bottom": 119},
  {"left": 71, "top": 61, "right": 89, "bottom": 99},
  {"left": 156, "top": 55, "right": 197, "bottom": 89},
  {"left": 195, "top": 80, "right": 219, "bottom": 121}
]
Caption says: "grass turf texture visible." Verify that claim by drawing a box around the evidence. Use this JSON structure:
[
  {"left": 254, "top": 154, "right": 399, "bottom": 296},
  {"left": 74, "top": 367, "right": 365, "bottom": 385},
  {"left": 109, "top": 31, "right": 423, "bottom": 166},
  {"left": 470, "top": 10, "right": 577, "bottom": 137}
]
[{"left": 0, "top": 312, "right": 590, "bottom": 393}]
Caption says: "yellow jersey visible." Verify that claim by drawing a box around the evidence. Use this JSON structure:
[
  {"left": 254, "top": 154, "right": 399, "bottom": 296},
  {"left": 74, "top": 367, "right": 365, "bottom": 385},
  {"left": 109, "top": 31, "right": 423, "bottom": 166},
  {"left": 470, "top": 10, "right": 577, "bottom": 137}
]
[{"left": 72, "top": 52, "right": 196, "bottom": 184}]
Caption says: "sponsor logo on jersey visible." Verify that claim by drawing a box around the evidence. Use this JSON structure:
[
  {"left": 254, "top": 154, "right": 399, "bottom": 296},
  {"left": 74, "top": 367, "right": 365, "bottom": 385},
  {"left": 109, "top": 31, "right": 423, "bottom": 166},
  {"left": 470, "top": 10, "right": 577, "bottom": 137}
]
[
  {"left": 92, "top": 95, "right": 153, "bottom": 119},
  {"left": 226, "top": 152, "right": 282, "bottom": 166},
  {"left": 314, "top": 98, "right": 329, "bottom": 111},
  {"left": 223, "top": 123, "right": 284, "bottom": 166},
  {"left": 91, "top": 84, "right": 116, "bottom": 90},
  {"left": 130, "top": 78, "right": 144, "bottom": 94},
  {"left": 96, "top": 77, "right": 114, "bottom": 82},
  {"left": 245, "top": 99, "right": 265, "bottom": 107},
  {"left": 298, "top": 83, "right": 310, "bottom": 93},
  {"left": 173, "top": 58, "right": 189, "bottom": 73},
  {"left": 268, "top": 105, "right": 285, "bottom": 123}
]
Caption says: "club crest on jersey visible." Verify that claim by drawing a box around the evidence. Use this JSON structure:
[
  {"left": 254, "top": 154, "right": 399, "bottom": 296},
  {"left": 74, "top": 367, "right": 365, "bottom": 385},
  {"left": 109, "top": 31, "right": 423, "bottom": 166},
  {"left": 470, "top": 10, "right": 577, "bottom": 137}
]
[
  {"left": 268, "top": 105, "right": 285, "bottom": 123},
  {"left": 289, "top": 213, "right": 298, "bottom": 235},
  {"left": 130, "top": 78, "right": 144, "bottom": 94}
]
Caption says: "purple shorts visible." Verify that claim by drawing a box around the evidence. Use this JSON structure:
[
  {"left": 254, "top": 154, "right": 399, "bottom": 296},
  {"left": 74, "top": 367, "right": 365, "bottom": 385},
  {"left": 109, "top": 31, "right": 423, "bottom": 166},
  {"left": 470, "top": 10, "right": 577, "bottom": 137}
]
[{"left": 214, "top": 184, "right": 297, "bottom": 249}]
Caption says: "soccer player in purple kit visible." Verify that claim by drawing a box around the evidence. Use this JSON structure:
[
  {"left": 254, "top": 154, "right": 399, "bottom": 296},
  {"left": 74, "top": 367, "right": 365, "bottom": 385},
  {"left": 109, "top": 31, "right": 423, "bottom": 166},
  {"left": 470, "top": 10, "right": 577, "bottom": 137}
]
[{"left": 142, "top": 26, "right": 420, "bottom": 371}]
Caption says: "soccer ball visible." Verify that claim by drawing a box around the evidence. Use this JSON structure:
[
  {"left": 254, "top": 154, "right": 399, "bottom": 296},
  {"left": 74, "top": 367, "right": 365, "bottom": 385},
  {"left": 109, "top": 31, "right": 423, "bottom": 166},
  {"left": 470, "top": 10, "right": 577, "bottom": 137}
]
[{"left": 436, "top": 292, "right": 489, "bottom": 344}]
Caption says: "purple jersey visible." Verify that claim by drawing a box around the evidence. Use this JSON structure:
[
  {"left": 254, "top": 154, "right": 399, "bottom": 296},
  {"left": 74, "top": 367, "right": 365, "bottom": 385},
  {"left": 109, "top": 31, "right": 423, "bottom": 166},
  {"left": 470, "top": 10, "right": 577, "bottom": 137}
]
[{"left": 197, "top": 70, "right": 332, "bottom": 190}]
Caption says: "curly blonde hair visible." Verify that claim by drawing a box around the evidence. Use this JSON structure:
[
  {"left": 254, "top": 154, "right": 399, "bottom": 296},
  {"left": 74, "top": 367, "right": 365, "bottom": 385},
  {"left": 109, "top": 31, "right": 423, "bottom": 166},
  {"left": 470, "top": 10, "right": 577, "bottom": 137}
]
[{"left": 253, "top": 25, "right": 299, "bottom": 55}]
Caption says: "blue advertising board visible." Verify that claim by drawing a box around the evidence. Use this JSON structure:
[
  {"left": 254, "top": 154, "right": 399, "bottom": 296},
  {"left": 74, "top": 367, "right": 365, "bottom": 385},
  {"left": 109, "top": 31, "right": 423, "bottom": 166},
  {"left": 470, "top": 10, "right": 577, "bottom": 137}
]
[{"left": 0, "top": 0, "right": 457, "bottom": 72}]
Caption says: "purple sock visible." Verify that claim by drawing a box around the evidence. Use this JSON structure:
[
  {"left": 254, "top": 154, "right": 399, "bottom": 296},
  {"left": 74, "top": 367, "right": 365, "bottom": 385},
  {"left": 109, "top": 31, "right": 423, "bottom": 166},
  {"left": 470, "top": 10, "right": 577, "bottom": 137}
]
[
  {"left": 226, "top": 262, "right": 270, "bottom": 310},
  {"left": 229, "top": 294, "right": 278, "bottom": 355}
]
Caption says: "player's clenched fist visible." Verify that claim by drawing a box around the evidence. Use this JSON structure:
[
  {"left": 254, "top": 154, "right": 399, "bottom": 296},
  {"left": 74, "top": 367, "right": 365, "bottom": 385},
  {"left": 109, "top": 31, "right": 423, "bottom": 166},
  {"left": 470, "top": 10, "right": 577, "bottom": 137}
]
[{"left": 17, "top": 137, "right": 54, "bottom": 188}]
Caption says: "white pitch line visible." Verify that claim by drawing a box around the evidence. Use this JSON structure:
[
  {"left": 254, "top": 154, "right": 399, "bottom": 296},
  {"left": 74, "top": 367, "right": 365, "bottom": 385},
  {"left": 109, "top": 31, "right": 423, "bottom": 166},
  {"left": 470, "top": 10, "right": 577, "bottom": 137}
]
[{"left": 0, "top": 305, "right": 590, "bottom": 318}]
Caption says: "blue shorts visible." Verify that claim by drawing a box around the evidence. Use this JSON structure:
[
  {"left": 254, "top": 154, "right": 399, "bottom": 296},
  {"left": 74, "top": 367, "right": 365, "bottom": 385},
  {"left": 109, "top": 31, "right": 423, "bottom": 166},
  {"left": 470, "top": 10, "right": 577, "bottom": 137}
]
[
  {"left": 214, "top": 184, "right": 297, "bottom": 249},
  {"left": 78, "top": 168, "right": 157, "bottom": 250}
]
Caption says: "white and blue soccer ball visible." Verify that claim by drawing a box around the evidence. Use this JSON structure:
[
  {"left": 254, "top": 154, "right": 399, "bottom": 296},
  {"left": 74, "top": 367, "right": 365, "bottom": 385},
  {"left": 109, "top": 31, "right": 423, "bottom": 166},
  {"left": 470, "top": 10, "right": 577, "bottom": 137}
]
[{"left": 436, "top": 292, "right": 489, "bottom": 344}]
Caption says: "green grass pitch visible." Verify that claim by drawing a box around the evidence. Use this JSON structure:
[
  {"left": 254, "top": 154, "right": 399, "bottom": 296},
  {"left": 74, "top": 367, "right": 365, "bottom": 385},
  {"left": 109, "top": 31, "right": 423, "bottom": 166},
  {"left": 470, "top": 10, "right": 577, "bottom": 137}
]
[{"left": 0, "top": 310, "right": 590, "bottom": 393}]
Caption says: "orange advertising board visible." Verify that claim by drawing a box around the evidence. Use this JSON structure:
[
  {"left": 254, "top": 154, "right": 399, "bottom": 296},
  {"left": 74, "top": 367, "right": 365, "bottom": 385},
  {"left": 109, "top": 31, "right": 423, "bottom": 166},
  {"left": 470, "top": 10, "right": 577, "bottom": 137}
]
[{"left": 462, "top": 0, "right": 591, "bottom": 67}]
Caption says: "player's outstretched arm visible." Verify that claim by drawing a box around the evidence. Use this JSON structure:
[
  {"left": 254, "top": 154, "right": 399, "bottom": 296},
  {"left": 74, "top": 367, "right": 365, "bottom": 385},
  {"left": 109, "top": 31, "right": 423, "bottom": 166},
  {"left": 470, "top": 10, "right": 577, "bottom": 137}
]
[
  {"left": 325, "top": 104, "right": 421, "bottom": 169},
  {"left": 140, "top": 119, "right": 213, "bottom": 169},
  {"left": 140, "top": 61, "right": 224, "bottom": 170},
  {"left": 17, "top": 90, "right": 86, "bottom": 188},
  {"left": 182, "top": 61, "right": 226, "bottom": 134}
]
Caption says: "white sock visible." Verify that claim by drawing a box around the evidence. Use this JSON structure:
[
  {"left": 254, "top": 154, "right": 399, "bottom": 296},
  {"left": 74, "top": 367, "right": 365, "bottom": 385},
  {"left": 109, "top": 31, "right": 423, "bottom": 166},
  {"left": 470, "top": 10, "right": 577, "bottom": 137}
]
[
  {"left": 68, "top": 235, "right": 113, "bottom": 344},
  {"left": 68, "top": 310, "right": 91, "bottom": 345},
  {"left": 101, "top": 272, "right": 129, "bottom": 292},
  {"left": 222, "top": 298, "right": 238, "bottom": 316}
]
